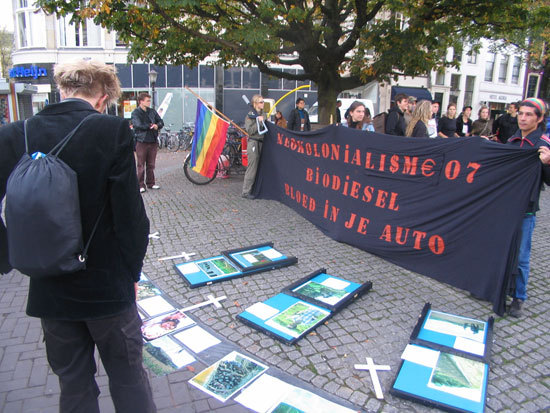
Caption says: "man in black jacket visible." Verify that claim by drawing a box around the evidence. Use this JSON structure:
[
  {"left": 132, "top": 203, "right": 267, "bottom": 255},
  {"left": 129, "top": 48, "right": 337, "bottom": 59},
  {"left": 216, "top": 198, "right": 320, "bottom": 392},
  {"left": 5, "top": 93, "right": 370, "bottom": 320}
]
[
  {"left": 287, "top": 98, "right": 311, "bottom": 131},
  {"left": 132, "top": 93, "right": 164, "bottom": 192},
  {"left": 493, "top": 102, "right": 519, "bottom": 143},
  {"left": 385, "top": 93, "right": 408, "bottom": 136},
  {"left": 0, "top": 60, "right": 155, "bottom": 412}
]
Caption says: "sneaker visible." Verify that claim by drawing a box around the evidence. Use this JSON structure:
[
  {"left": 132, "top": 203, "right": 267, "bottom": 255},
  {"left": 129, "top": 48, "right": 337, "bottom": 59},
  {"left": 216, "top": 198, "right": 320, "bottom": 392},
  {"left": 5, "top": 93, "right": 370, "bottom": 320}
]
[
  {"left": 508, "top": 298, "right": 523, "bottom": 318},
  {"left": 150, "top": 185, "right": 160, "bottom": 190},
  {"left": 139, "top": 187, "right": 146, "bottom": 193}
]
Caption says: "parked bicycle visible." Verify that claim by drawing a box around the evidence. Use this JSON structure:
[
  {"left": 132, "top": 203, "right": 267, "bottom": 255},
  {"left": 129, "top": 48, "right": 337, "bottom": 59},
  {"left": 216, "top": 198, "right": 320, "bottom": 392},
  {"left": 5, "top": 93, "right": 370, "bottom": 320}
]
[{"left": 183, "top": 126, "right": 246, "bottom": 185}]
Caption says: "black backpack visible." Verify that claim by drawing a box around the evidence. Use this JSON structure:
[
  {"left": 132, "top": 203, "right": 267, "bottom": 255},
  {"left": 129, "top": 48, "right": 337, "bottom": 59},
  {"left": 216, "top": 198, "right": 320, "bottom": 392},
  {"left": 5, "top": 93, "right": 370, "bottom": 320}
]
[{"left": 5, "top": 115, "right": 105, "bottom": 278}]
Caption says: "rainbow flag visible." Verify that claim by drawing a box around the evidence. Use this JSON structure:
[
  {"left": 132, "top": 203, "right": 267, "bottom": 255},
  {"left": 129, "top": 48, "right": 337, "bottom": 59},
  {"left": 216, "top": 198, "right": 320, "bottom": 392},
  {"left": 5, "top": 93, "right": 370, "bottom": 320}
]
[{"left": 190, "top": 100, "right": 229, "bottom": 177}]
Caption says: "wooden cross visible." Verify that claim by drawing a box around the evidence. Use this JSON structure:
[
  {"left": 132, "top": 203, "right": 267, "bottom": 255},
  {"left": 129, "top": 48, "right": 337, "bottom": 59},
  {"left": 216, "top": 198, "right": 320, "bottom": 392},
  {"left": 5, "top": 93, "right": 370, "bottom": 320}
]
[
  {"left": 158, "top": 251, "right": 196, "bottom": 261},
  {"left": 354, "top": 357, "right": 391, "bottom": 399},
  {"left": 180, "top": 295, "right": 227, "bottom": 312}
]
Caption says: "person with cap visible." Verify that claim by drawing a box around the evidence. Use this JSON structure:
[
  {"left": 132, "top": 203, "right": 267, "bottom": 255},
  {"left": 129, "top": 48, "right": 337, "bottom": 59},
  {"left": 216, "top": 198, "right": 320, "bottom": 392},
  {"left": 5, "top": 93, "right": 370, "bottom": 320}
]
[
  {"left": 506, "top": 98, "right": 550, "bottom": 317},
  {"left": 403, "top": 96, "right": 416, "bottom": 128}
]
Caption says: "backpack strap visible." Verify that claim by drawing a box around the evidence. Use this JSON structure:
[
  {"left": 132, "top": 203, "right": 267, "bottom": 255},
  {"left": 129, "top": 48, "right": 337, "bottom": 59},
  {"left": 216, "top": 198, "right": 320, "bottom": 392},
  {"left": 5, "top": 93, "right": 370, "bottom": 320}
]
[
  {"left": 78, "top": 200, "right": 108, "bottom": 263},
  {"left": 23, "top": 119, "right": 30, "bottom": 154},
  {"left": 49, "top": 114, "right": 96, "bottom": 157}
]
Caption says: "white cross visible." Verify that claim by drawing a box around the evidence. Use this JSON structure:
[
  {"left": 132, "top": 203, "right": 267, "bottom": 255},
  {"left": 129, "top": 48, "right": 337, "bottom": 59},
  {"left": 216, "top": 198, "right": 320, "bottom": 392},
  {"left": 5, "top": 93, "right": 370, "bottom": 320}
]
[
  {"left": 158, "top": 251, "right": 196, "bottom": 261},
  {"left": 354, "top": 357, "right": 391, "bottom": 399},
  {"left": 148, "top": 231, "right": 160, "bottom": 239},
  {"left": 180, "top": 295, "right": 227, "bottom": 312}
]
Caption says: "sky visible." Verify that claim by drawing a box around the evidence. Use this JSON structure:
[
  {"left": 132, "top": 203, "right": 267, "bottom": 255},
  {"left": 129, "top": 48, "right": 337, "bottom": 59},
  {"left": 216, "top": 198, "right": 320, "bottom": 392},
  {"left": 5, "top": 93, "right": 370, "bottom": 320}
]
[{"left": 1, "top": 1, "right": 14, "bottom": 32}]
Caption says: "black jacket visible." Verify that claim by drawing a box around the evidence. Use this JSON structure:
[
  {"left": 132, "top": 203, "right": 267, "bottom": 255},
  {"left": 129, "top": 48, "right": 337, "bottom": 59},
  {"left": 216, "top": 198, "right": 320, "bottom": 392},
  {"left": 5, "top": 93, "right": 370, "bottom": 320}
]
[
  {"left": 455, "top": 116, "right": 472, "bottom": 137},
  {"left": 131, "top": 106, "right": 164, "bottom": 143},
  {"left": 411, "top": 121, "right": 429, "bottom": 138},
  {"left": 0, "top": 99, "right": 150, "bottom": 320},
  {"left": 493, "top": 113, "right": 518, "bottom": 143},
  {"left": 385, "top": 107, "right": 406, "bottom": 136},
  {"left": 287, "top": 108, "right": 311, "bottom": 131},
  {"left": 507, "top": 129, "right": 550, "bottom": 213},
  {"left": 437, "top": 116, "right": 457, "bottom": 137}
]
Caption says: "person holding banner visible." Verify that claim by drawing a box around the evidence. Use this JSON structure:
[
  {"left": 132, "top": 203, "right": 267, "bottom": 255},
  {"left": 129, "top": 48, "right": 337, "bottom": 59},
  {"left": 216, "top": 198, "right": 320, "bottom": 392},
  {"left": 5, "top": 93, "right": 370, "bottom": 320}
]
[
  {"left": 242, "top": 94, "right": 266, "bottom": 199},
  {"left": 507, "top": 98, "right": 550, "bottom": 317}
]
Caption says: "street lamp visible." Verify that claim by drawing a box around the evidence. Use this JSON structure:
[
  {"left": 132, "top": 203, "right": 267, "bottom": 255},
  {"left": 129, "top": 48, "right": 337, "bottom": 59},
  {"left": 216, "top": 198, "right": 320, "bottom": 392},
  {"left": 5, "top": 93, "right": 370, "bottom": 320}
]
[{"left": 148, "top": 69, "right": 158, "bottom": 109}]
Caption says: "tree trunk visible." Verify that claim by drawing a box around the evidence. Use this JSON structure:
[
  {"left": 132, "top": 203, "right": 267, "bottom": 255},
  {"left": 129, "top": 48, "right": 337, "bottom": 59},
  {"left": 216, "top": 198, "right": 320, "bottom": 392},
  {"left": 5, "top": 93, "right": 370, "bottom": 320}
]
[{"left": 316, "top": 68, "right": 342, "bottom": 126}]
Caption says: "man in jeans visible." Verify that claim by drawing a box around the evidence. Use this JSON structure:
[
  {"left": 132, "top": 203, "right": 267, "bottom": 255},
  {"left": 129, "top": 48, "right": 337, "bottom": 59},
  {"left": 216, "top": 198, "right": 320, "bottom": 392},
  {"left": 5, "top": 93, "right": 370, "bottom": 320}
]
[
  {"left": 0, "top": 60, "right": 155, "bottom": 412},
  {"left": 132, "top": 92, "right": 164, "bottom": 192},
  {"left": 506, "top": 98, "right": 550, "bottom": 317}
]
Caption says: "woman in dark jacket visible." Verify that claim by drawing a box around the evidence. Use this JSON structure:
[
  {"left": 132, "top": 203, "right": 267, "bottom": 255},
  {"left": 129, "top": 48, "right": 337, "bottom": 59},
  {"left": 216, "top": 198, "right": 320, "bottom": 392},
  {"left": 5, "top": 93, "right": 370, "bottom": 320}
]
[
  {"left": 405, "top": 100, "right": 432, "bottom": 138},
  {"left": 456, "top": 106, "right": 473, "bottom": 137},
  {"left": 437, "top": 103, "right": 458, "bottom": 138}
]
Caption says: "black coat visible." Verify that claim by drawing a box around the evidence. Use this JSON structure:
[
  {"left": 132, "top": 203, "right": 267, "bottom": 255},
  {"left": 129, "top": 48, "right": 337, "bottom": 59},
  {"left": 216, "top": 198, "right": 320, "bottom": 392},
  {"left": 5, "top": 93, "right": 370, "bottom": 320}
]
[
  {"left": 493, "top": 113, "right": 518, "bottom": 143},
  {"left": 287, "top": 108, "right": 311, "bottom": 131},
  {"left": 385, "top": 107, "right": 406, "bottom": 136},
  {"left": 411, "top": 121, "right": 429, "bottom": 138},
  {"left": 131, "top": 106, "right": 164, "bottom": 143},
  {"left": 0, "top": 99, "right": 150, "bottom": 320}
]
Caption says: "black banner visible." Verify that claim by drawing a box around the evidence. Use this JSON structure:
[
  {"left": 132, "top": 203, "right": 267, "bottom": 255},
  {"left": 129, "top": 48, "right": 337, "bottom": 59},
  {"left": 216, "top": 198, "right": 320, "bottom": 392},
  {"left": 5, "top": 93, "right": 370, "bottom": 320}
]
[{"left": 253, "top": 124, "right": 542, "bottom": 315}]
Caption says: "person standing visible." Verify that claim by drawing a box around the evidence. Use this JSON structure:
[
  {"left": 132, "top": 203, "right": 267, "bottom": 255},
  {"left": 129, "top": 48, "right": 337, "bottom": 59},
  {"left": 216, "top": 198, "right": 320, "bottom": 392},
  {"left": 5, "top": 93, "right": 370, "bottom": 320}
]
[
  {"left": 427, "top": 101, "right": 440, "bottom": 138},
  {"left": 437, "top": 103, "right": 459, "bottom": 138},
  {"left": 471, "top": 106, "right": 494, "bottom": 139},
  {"left": 403, "top": 96, "right": 417, "bottom": 128},
  {"left": 493, "top": 102, "right": 519, "bottom": 143},
  {"left": 0, "top": 60, "right": 155, "bottom": 412},
  {"left": 274, "top": 110, "right": 287, "bottom": 128},
  {"left": 132, "top": 93, "right": 164, "bottom": 193},
  {"left": 405, "top": 100, "right": 432, "bottom": 138},
  {"left": 335, "top": 100, "right": 342, "bottom": 125},
  {"left": 343, "top": 101, "right": 374, "bottom": 131},
  {"left": 506, "top": 98, "right": 550, "bottom": 317},
  {"left": 456, "top": 106, "right": 473, "bottom": 137},
  {"left": 287, "top": 98, "right": 311, "bottom": 132},
  {"left": 242, "top": 94, "right": 266, "bottom": 199},
  {"left": 385, "top": 93, "right": 408, "bottom": 136}
]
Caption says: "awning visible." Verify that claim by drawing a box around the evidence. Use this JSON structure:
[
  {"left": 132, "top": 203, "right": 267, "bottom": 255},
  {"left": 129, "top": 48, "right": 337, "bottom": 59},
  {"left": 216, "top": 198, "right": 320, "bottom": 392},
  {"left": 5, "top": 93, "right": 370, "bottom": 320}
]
[{"left": 391, "top": 86, "right": 432, "bottom": 102}]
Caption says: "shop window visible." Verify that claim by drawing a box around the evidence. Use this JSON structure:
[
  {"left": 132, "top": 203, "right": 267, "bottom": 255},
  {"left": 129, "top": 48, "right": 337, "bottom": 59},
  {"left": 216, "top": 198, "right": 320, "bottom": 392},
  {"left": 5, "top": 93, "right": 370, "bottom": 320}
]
[
  {"left": 184, "top": 66, "right": 198, "bottom": 87},
  {"left": 224, "top": 68, "right": 241, "bottom": 88},
  {"left": 242, "top": 67, "right": 260, "bottom": 89},
  {"left": 167, "top": 65, "right": 183, "bottom": 87},
  {"left": 199, "top": 65, "right": 214, "bottom": 88}
]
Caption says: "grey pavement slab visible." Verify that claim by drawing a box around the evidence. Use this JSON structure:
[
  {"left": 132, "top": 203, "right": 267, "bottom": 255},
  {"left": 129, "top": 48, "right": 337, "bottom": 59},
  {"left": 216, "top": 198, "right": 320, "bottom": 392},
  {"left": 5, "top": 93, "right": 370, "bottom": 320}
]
[{"left": 1, "top": 149, "right": 550, "bottom": 412}]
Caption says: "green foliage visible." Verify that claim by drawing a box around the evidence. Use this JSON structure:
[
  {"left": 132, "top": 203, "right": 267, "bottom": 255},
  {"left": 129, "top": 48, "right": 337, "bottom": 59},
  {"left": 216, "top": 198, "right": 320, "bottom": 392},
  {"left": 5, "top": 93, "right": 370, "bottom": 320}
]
[{"left": 36, "top": 0, "right": 547, "bottom": 122}]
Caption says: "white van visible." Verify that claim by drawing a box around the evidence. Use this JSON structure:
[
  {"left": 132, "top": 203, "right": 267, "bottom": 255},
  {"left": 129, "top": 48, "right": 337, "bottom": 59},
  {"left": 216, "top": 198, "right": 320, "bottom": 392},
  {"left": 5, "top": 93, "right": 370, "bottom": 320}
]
[{"left": 308, "top": 98, "right": 375, "bottom": 124}]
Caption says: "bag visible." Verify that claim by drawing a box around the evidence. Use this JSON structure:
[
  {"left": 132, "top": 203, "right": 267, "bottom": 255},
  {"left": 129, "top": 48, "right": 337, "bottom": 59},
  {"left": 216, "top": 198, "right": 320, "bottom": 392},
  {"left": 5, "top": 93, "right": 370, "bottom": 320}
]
[
  {"left": 373, "top": 112, "right": 387, "bottom": 133},
  {"left": 5, "top": 115, "right": 105, "bottom": 278}
]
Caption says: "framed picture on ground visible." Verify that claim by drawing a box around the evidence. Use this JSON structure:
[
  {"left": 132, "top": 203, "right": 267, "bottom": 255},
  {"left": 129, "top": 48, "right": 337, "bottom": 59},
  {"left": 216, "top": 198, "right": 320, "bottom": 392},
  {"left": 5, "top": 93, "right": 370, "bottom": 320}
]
[
  {"left": 221, "top": 242, "right": 297, "bottom": 274},
  {"left": 237, "top": 293, "right": 332, "bottom": 345},
  {"left": 141, "top": 310, "right": 196, "bottom": 341},
  {"left": 391, "top": 344, "right": 489, "bottom": 413},
  {"left": 175, "top": 255, "right": 243, "bottom": 288},
  {"left": 410, "top": 303, "right": 493, "bottom": 362},
  {"left": 189, "top": 351, "right": 267, "bottom": 402},
  {"left": 282, "top": 268, "right": 372, "bottom": 312}
]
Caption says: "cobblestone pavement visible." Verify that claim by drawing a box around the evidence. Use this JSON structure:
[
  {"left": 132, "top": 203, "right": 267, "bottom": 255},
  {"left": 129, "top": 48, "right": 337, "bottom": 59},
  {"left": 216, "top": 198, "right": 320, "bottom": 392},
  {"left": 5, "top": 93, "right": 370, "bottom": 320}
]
[{"left": 1, "top": 150, "right": 549, "bottom": 413}]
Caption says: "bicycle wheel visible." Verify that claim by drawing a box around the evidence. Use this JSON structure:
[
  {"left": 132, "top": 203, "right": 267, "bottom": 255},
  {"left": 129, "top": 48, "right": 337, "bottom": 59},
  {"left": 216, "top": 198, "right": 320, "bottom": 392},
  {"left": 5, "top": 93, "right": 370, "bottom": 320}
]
[
  {"left": 183, "top": 153, "right": 218, "bottom": 185},
  {"left": 181, "top": 132, "right": 193, "bottom": 151},
  {"left": 167, "top": 133, "right": 180, "bottom": 152}
]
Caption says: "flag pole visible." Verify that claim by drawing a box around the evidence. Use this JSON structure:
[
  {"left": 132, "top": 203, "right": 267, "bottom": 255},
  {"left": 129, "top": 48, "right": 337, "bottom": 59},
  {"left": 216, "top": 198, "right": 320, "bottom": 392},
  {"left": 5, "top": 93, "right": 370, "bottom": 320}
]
[{"left": 185, "top": 86, "right": 248, "bottom": 137}]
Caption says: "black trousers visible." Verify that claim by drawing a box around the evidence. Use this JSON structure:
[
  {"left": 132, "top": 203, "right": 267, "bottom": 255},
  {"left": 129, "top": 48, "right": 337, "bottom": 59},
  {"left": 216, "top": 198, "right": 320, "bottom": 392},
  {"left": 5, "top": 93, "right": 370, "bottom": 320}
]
[{"left": 41, "top": 304, "right": 156, "bottom": 413}]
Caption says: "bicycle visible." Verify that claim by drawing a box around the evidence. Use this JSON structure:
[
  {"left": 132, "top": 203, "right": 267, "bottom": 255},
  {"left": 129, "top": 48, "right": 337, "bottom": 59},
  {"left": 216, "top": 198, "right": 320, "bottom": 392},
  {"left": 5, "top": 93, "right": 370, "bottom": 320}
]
[{"left": 183, "top": 127, "right": 246, "bottom": 185}]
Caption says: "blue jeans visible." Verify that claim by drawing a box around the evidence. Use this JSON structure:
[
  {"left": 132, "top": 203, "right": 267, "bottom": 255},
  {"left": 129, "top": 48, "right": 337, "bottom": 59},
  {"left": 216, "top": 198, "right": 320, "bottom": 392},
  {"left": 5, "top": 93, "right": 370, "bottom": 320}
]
[{"left": 515, "top": 214, "right": 536, "bottom": 301}]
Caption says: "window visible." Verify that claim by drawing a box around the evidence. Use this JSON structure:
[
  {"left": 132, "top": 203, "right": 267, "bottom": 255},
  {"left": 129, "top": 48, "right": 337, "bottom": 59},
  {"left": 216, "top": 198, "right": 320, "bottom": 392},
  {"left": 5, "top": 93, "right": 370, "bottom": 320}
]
[
  {"left": 484, "top": 53, "right": 495, "bottom": 82},
  {"left": 463, "top": 76, "right": 475, "bottom": 108},
  {"left": 498, "top": 55, "right": 509, "bottom": 83},
  {"left": 199, "top": 65, "right": 214, "bottom": 88},
  {"left": 242, "top": 68, "right": 260, "bottom": 88},
  {"left": 511, "top": 57, "right": 521, "bottom": 84},
  {"left": 15, "top": 0, "right": 46, "bottom": 48},
  {"left": 224, "top": 68, "right": 241, "bottom": 88},
  {"left": 435, "top": 70, "right": 445, "bottom": 85},
  {"left": 466, "top": 47, "right": 477, "bottom": 64},
  {"left": 58, "top": 15, "right": 102, "bottom": 47},
  {"left": 526, "top": 74, "right": 540, "bottom": 98},
  {"left": 450, "top": 74, "right": 461, "bottom": 92}
]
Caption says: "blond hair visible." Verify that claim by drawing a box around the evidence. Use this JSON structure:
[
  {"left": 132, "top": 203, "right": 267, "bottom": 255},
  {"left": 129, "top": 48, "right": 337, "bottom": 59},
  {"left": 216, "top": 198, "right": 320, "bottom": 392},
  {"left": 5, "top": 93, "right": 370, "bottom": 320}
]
[
  {"left": 406, "top": 100, "right": 432, "bottom": 137},
  {"left": 54, "top": 60, "right": 121, "bottom": 106}
]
